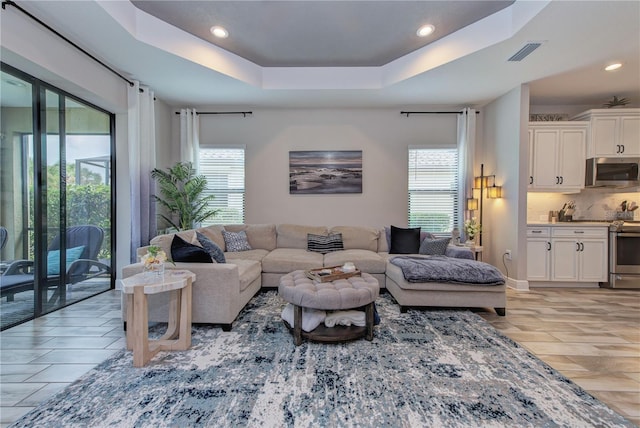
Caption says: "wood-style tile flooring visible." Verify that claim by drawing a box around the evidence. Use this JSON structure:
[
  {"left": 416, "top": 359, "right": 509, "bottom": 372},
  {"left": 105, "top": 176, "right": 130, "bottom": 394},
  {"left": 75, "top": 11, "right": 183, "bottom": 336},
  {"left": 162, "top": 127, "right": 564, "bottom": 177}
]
[
  {"left": 1, "top": 287, "right": 638, "bottom": 427},
  {"left": 480, "top": 287, "right": 640, "bottom": 426}
]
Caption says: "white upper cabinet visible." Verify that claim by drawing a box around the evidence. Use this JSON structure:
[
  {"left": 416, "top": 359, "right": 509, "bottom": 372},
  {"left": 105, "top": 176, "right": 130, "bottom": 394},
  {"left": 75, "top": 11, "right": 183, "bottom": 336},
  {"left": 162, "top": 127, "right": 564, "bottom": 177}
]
[
  {"left": 528, "top": 122, "right": 588, "bottom": 192},
  {"left": 572, "top": 109, "right": 640, "bottom": 157}
]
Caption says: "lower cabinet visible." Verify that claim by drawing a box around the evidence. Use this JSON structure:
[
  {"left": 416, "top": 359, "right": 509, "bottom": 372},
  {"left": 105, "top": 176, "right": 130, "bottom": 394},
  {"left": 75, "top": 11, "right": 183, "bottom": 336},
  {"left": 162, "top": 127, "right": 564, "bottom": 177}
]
[
  {"left": 527, "top": 226, "right": 608, "bottom": 284},
  {"left": 527, "top": 227, "right": 551, "bottom": 280}
]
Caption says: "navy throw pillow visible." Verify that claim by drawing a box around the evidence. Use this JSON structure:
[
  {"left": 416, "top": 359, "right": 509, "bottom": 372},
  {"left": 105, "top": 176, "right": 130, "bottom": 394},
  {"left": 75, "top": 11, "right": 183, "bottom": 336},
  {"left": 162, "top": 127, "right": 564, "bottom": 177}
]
[
  {"left": 389, "top": 225, "right": 421, "bottom": 254},
  {"left": 171, "top": 235, "right": 213, "bottom": 263}
]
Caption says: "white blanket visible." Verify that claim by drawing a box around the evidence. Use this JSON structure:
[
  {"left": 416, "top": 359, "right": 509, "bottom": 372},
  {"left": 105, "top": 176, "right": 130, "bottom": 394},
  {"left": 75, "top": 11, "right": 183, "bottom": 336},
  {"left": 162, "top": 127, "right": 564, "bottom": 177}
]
[
  {"left": 281, "top": 304, "right": 326, "bottom": 332},
  {"left": 324, "top": 310, "right": 366, "bottom": 327}
]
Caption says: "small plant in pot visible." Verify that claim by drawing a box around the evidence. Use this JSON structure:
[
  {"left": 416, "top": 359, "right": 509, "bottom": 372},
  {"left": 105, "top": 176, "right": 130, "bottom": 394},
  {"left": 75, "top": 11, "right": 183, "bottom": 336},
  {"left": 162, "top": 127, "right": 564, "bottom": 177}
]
[
  {"left": 603, "top": 96, "right": 629, "bottom": 108},
  {"left": 151, "top": 161, "right": 219, "bottom": 231}
]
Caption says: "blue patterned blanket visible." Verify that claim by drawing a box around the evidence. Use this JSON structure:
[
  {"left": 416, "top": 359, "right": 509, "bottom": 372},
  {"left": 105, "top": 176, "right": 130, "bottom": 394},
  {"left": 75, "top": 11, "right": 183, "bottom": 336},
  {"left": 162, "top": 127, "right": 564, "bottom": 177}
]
[{"left": 391, "top": 255, "right": 505, "bottom": 286}]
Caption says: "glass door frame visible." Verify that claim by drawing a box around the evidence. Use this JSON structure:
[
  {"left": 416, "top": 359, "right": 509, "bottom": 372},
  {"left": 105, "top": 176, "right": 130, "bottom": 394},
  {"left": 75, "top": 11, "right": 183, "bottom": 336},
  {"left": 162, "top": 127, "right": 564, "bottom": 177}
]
[{"left": 1, "top": 62, "right": 117, "bottom": 327}]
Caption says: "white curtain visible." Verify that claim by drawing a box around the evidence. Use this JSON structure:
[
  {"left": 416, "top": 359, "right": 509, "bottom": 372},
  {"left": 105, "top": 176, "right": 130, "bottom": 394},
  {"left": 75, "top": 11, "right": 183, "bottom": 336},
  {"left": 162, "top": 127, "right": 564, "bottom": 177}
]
[
  {"left": 180, "top": 109, "right": 199, "bottom": 169},
  {"left": 128, "top": 81, "right": 157, "bottom": 261},
  {"left": 457, "top": 108, "right": 476, "bottom": 236}
]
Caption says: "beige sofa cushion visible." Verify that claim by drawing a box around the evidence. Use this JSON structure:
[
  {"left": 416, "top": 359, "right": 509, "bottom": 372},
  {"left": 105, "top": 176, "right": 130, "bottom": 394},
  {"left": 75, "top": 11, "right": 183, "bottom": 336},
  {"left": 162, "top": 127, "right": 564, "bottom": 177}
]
[
  {"left": 225, "top": 249, "right": 269, "bottom": 263},
  {"left": 329, "top": 226, "right": 379, "bottom": 252},
  {"left": 223, "top": 224, "right": 277, "bottom": 250},
  {"left": 262, "top": 248, "right": 324, "bottom": 273},
  {"left": 276, "top": 224, "right": 328, "bottom": 249},
  {"left": 150, "top": 230, "right": 199, "bottom": 258},
  {"left": 323, "top": 249, "right": 386, "bottom": 273},
  {"left": 197, "top": 225, "right": 226, "bottom": 250}
]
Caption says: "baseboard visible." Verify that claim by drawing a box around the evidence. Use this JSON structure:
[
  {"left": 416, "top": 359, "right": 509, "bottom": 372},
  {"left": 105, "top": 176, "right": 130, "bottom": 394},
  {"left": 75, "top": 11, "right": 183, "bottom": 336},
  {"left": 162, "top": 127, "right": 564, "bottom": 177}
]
[{"left": 506, "top": 277, "right": 529, "bottom": 291}]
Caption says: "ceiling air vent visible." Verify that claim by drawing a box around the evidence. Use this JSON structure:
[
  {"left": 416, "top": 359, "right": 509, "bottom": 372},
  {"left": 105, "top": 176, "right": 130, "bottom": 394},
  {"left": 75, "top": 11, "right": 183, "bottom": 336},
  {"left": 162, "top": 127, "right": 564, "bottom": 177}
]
[{"left": 508, "top": 42, "right": 543, "bottom": 62}]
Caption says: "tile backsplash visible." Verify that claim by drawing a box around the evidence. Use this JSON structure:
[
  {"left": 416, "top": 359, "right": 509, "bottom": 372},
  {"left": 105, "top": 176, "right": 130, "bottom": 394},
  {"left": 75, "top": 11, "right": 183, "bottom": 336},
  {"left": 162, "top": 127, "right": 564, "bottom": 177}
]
[{"left": 528, "top": 188, "right": 640, "bottom": 222}]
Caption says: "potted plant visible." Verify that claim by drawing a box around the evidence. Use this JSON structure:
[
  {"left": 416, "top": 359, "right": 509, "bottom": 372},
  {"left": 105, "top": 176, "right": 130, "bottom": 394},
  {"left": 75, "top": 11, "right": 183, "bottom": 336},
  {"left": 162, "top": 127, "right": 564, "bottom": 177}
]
[
  {"left": 603, "top": 96, "right": 629, "bottom": 108},
  {"left": 151, "top": 161, "right": 219, "bottom": 231}
]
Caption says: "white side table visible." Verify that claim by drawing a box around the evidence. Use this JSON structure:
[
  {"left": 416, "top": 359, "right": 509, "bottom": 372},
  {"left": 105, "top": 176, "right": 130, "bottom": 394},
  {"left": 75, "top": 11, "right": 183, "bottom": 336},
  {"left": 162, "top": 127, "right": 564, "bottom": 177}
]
[
  {"left": 470, "top": 245, "right": 483, "bottom": 261},
  {"left": 121, "top": 270, "right": 195, "bottom": 367}
]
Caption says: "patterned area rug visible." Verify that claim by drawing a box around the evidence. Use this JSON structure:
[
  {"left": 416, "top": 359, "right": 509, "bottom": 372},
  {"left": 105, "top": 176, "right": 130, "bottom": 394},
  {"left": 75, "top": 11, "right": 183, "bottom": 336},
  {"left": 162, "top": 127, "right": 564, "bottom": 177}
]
[{"left": 12, "top": 291, "right": 633, "bottom": 427}]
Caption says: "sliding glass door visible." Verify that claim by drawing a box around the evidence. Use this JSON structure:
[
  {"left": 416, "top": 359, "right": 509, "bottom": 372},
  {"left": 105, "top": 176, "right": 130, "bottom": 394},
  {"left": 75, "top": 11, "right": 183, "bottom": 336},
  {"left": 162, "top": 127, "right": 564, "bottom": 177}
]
[{"left": 0, "top": 64, "right": 115, "bottom": 330}]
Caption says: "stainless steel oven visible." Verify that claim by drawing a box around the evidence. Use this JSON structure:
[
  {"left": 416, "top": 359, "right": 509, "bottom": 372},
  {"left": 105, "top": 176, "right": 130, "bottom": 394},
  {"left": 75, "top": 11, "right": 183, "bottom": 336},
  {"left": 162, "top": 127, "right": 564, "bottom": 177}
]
[{"left": 608, "top": 222, "right": 640, "bottom": 288}]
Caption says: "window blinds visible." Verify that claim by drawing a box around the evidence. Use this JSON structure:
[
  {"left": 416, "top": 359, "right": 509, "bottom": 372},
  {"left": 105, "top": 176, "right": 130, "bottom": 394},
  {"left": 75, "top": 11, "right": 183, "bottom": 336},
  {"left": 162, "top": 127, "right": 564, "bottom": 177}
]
[
  {"left": 198, "top": 148, "right": 245, "bottom": 225},
  {"left": 408, "top": 148, "right": 459, "bottom": 235}
]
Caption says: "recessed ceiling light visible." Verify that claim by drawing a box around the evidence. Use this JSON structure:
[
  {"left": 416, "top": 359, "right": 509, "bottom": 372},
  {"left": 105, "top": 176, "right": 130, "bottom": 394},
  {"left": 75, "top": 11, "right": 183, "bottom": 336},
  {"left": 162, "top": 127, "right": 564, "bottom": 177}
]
[
  {"left": 417, "top": 24, "right": 435, "bottom": 37},
  {"left": 210, "top": 26, "right": 229, "bottom": 39},
  {"left": 605, "top": 63, "right": 622, "bottom": 71}
]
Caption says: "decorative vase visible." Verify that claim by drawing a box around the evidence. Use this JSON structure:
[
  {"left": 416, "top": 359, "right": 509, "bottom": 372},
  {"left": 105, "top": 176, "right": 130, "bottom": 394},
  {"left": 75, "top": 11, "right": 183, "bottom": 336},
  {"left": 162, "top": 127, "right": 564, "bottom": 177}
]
[
  {"left": 465, "top": 236, "right": 476, "bottom": 247},
  {"left": 144, "top": 261, "right": 165, "bottom": 277}
]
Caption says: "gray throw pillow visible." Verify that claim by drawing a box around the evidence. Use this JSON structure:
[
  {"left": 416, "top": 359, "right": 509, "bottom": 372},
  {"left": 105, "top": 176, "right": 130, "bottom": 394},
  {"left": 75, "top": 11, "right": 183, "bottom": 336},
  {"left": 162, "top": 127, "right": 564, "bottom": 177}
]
[
  {"left": 196, "top": 232, "right": 226, "bottom": 263},
  {"left": 419, "top": 237, "right": 451, "bottom": 255},
  {"left": 222, "top": 230, "right": 252, "bottom": 252},
  {"left": 307, "top": 233, "right": 344, "bottom": 254}
]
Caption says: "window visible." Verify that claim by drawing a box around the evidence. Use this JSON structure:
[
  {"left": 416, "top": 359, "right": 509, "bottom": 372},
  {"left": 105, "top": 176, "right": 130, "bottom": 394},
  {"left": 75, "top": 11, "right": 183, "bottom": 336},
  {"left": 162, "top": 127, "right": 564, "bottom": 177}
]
[
  {"left": 408, "top": 148, "right": 459, "bottom": 235},
  {"left": 199, "top": 147, "right": 245, "bottom": 225}
]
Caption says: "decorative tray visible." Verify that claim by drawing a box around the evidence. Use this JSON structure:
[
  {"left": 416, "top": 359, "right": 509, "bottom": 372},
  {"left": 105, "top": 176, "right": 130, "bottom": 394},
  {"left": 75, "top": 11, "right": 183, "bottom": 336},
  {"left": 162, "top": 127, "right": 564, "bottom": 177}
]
[{"left": 305, "top": 265, "right": 361, "bottom": 283}]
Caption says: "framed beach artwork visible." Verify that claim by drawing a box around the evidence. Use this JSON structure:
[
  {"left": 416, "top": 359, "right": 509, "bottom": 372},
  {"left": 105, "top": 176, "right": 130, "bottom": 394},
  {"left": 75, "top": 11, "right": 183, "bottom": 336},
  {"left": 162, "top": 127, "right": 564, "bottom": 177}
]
[{"left": 289, "top": 150, "right": 363, "bottom": 194}]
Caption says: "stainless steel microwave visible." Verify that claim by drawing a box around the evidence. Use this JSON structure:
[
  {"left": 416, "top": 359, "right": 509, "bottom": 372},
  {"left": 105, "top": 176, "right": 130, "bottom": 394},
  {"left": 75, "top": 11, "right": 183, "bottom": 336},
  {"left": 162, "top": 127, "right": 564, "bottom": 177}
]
[{"left": 585, "top": 157, "right": 640, "bottom": 188}]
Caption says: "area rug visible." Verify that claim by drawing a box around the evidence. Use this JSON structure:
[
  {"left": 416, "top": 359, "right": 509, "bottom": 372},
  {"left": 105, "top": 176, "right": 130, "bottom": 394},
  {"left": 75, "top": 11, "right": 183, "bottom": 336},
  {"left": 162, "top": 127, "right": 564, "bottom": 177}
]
[{"left": 12, "top": 291, "right": 633, "bottom": 428}]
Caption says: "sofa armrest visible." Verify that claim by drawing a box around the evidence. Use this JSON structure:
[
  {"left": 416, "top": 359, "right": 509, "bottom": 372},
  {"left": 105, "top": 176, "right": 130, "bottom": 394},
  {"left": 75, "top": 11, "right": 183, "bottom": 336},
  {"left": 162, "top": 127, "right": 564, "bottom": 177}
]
[{"left": 445, "top": 246, "right": 474, "bottom": 260}]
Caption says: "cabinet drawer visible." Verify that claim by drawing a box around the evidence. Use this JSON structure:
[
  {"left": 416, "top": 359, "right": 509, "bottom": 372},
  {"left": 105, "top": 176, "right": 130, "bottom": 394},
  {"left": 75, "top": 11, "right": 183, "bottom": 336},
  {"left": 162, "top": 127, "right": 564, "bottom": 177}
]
[
  {"left": 551, "top": 227, "right": 608, "bottom": 238},
  {"left": 527, "top": 227, "right": 550, "bottom": 238}
]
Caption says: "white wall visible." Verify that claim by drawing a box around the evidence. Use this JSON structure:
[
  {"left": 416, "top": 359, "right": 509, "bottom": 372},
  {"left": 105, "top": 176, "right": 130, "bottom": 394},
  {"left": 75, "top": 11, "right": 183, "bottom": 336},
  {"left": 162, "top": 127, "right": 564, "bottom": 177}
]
[
  {"left": 192, "top": 108, "right": 458, "bottom": 227},
  {"left": 479, "top": 85, "right": 529, "bottom": 286}
]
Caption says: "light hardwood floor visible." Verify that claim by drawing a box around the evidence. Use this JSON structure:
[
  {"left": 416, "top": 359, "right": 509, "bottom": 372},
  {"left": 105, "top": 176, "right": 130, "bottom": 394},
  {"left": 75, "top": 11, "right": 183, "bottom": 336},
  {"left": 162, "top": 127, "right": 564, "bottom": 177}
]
[{"left": 1, "top": 287, "right": 638, "bottom": 427}]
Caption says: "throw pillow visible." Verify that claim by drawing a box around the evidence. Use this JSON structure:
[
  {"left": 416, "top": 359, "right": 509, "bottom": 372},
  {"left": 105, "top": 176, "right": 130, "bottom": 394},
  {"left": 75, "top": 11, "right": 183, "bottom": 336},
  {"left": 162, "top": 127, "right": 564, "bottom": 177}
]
[
  {"left": 385, "top": 227, "right": 434, "bottom": 251},
  {"left": 419, "top": 237, "right": 451, "bottom": 255},
  {"left": 222, "top": 230, "right": 252, "bottom": 252},
  {"left": 307, "top": 233, "right": 344, "bottom": 254},
  {"left": 196, "top": 231, "right": 226, "bottom": 263},
  {"left": 171, "top": 235, "right": 213, "bottom": 263},
  {"left": 389, "top": 225, "right": 421, "bottom": 254},
  {"left": 47, "top": 245, "right": 85, "bottom": 275}
]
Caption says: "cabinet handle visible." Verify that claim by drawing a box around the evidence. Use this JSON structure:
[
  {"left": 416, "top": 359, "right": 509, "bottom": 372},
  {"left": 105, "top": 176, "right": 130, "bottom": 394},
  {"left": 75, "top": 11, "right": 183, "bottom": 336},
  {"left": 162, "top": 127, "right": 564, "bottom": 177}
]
[
  {"left": 546, "top": 242, "right": 551, "bottom": 251},
  {"left": 529, "top": 176, "right": 533, "bottom": 185},
  {"left": 559, "top": 176, "right": 563, "bottom": 184},
  {"left": 532, "top": 230, "right": 542, "bottom": 234},
  {"left": 616, "top": 144, "right": 620, "bottom": 153},
  {"left": 555, "top": 176, "right": 559, "bottom": 184},
  {"left": 621, "top": 144, "right": 625, "bottom": 154},
  {"left": 576, "top": 242, "right": 580, "bottom": 251},
  {"left": 580, "top": 242, "right": 584, "bottom": 251},
  {"left": 574, "top": 230, "right": 584, "bottom": 234}
]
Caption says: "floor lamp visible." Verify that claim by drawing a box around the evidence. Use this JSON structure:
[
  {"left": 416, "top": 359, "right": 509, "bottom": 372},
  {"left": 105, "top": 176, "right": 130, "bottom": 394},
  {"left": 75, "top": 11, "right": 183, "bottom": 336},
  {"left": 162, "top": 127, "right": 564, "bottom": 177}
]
[{"left": 471, "top": 163, "right": 502, "bottom": 246}]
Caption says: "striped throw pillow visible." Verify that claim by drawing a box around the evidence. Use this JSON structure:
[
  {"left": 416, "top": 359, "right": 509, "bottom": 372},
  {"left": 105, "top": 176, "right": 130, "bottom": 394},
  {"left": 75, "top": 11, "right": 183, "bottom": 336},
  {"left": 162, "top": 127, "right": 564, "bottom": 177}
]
[{"left": 307, "top": 233, "right": 344, "bottom": 254}]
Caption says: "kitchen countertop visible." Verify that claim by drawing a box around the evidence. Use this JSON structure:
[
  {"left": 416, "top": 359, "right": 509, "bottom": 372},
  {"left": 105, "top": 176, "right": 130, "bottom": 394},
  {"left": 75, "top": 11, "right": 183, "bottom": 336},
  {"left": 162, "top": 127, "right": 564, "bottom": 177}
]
[{"left": 527, "top": 221, "right": 610, "bottom": 227}]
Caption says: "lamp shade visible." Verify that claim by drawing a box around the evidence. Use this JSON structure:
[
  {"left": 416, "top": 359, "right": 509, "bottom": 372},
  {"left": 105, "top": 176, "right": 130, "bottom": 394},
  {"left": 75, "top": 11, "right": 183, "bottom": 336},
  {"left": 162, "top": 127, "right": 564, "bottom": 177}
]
[
  {"left": 487, "top": 186, "right": 502, "bottom": 199},
  {"left": 473, "top": 176, "right": 488, "bottom": 189},
  {"left": 467, "top": 198, "right": 479, "bottom": 210}
]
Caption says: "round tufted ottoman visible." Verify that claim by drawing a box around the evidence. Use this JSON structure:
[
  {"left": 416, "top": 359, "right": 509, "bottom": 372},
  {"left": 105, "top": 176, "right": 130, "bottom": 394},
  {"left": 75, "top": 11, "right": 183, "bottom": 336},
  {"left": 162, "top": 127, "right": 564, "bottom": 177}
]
[{"left": 278, "top": 270, "right": 379, "bottom": 345}]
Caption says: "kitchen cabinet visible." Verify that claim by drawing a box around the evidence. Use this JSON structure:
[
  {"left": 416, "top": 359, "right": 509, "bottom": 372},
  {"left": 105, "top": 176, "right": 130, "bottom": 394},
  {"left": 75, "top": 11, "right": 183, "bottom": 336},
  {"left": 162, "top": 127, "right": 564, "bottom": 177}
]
[
  {"left": 527, "top": 225, "right": 608, "bottom": 284},
  {"left": 527, "top": 227, "right": 550, "bottom": 280},
  {"left": 528, "top": 122, "right": 588, "bottom": 191},
  {"left": 572, "top": 109, "right": 640, "bottom": 157},
  {"left": 550, "top": 227, "right": 608, "bottom": 282}
]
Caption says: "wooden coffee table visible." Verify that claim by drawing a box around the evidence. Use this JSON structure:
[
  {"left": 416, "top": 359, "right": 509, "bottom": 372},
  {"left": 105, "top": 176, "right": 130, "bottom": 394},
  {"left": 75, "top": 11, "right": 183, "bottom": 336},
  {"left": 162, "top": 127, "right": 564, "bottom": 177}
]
[{"left": 121, "top": 270, "right": 195, "bottom": 367}]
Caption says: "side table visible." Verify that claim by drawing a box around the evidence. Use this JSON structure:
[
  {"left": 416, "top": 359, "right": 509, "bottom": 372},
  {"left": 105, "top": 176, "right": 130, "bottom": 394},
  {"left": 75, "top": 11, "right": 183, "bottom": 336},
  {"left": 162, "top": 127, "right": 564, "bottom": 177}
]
[{"left": 121, "top": 270, "right": 195, "bottom": 367}]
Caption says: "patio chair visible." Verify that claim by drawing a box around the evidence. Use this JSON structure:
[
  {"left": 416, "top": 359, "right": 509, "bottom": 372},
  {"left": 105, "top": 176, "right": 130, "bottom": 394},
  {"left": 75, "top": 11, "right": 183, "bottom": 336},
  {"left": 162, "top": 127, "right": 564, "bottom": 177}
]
[
  {"left": 0, "top": 227, "right": 7, "bottom": 250},
  {"left": 1, "top": 225, "right": 111, "bottom": 302}
]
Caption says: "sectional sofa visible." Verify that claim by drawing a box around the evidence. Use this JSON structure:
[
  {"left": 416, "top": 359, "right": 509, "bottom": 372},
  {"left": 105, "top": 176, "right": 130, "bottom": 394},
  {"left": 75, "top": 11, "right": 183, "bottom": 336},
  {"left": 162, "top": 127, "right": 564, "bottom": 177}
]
[{"left": 121, "top": 223, "right": 506, "bottom": 330}]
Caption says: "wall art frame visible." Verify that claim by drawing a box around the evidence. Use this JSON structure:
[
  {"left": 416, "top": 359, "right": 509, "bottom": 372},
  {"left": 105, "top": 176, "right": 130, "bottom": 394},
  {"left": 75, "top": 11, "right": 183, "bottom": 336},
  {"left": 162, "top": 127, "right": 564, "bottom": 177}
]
[{"left": 289, "top": 150, "right": 363, "bottom": 194}]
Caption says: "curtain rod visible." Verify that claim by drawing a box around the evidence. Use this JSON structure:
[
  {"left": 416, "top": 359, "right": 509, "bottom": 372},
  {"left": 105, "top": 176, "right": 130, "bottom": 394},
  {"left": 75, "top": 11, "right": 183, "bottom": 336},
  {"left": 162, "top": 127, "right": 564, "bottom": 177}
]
[
  {"left": 175, "top": 111, "right": 253, "bottom": 117},
  {"left": 1, "top": 0, "right": 135, "bottom": 87},
  {"left": 400, "top": 111, "right": 480, "bottom": 117}
]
